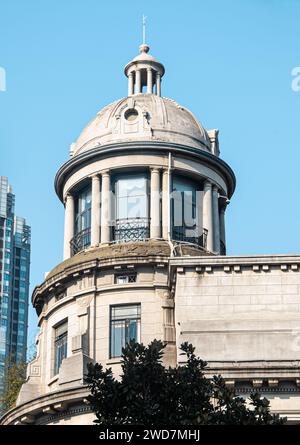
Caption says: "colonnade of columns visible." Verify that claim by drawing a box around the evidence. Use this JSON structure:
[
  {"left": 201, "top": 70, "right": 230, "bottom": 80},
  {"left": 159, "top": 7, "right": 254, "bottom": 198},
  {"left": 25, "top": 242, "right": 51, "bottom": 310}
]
[
  {"left": 127, "top": 69, "right": 161, "bottom": 96},
  {"left": 63, "top": 170, "right": 227, "bottom": 260}
]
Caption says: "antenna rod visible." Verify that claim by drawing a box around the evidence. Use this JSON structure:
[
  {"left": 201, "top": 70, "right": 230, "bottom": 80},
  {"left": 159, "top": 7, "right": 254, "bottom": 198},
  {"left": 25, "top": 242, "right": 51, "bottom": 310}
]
[{"left": 142, "top": 14, "right": 147, "bottom": 44}]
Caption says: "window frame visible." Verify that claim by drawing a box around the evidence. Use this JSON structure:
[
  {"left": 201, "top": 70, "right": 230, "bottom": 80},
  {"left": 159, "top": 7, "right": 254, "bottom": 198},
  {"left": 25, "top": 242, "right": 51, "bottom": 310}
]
[
  {"left": 53, "top": 319, "right": 68, "bottom": 376},
  {"left": 74, "top": 185, "right": 92, "bottom": 235},
  {"left": 109, "top": 303, "right": 141, "bottom": 359},
  {"left": 113, "top": 172, "right": 149, "bottom": 221},
  {"left": 114, "top": 273, "right": 137, "bottom": 284}
]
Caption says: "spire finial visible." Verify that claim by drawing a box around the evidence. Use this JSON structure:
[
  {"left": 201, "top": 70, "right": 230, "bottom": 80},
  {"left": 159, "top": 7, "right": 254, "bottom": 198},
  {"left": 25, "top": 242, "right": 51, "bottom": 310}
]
[{"left": 142, "top": 14, "right": 147, "bottom": 44}]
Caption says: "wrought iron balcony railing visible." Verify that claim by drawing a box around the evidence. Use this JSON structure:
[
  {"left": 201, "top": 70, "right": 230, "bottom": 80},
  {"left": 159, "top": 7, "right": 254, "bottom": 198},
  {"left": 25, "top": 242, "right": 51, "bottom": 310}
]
[
  {"left": 70, "top": 228, "right": 91, "bottom": 255},
  {"left": 172, "top": 227, "right": 208, "bottom": 249},
  {"left": 113, "top": 217, "right": 150, "bottom": 243}
]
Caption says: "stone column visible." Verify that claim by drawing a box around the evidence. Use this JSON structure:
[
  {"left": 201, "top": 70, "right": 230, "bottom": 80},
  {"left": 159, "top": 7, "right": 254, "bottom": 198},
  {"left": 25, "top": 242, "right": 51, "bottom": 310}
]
[
  {"left": 91, "top": 174, "right": 100, "bottom": 246},
  {"left": 150, "top": 168, "right": 161, "bottom": 239},
  {"left": 100, "top": 170, "right": 111, "bottom": 244},
  {"left": 156, "top": 74, "right": 161, "bottom": 97},
  {"left": 212, "top": 185, "right": 220, "bottom": 254},
  {"left": 63, "top": 193, "right": 75, "bottom": 260},
  {"left": 135, "top": 69, "right": 142, "bottom": 94},
  {"left": 219, "top": 206, "right": 226, "bottom": 254},
  {"left": 202, "top": 180, "right": 213, "bottom": 252},
  {"left": 128, "top": 72, "right": 134, "bottom": 96},
  {"left": 147, "top": 68, "right": 153, "bottom": 94},
  {"left": 162, "top": 169, "right": 170, "bottom": 239}
]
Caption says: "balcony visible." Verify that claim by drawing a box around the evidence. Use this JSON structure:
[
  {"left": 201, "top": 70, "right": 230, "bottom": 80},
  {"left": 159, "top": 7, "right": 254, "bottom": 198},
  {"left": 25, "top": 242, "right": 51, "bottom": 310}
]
[
  {"left": 70, "top": 228, "right": 91, "bottom": 256},
  {"left": 113, "top": 217, "right": 150, "bottom": 243},
  {"left": 172, "top": 227, "right": 208, "bottom": 250}
]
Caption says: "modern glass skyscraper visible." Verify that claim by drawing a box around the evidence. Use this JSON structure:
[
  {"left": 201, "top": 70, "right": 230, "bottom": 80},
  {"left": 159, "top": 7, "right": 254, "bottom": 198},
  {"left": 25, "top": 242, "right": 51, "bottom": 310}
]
[{"left": 0, "top": 176, "right": 31, "bottom": 402}]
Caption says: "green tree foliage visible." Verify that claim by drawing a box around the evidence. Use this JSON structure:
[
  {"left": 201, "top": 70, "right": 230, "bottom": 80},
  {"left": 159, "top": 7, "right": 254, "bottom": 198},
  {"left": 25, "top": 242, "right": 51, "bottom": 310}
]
[
  {"left": 0, "top": 360, "right": 27, "bottom": 412},
  {"left": 86, "top": 340, "right": 285, "bottom": 425}
]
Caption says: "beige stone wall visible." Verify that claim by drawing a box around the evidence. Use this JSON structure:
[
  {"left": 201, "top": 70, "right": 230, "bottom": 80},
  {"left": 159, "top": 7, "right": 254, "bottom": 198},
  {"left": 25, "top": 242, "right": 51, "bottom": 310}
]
[
  {"left": 172, "top": 255, "right": 300, "bottom": 421},
  {"left": 16, "top": 260, "right": 173, "bottom": 404},
  {"left": 174, "top": 257, "right": 300, "bottom": 363}
]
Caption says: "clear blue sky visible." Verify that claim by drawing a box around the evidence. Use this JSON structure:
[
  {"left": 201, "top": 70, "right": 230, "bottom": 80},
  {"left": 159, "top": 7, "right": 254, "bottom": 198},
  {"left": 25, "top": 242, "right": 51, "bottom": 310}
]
[{"left": 1, "top": 0, "right": 299, "bottom": 347}]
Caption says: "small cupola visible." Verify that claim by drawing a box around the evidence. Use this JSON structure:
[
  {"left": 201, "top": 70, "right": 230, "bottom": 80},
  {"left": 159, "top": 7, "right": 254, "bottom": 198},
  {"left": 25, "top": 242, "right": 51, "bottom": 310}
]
[{"left": 124, "top": 44, "right": 165, "bottom": 96}]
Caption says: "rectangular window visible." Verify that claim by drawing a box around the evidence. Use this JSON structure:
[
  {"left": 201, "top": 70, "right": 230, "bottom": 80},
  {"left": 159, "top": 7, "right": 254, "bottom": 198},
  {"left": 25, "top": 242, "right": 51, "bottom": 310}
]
[
  {"left": 54, "top": 321, "right": 68, "bottom": 375},
  {"left": 115, "top": 175, "right": 148, "bottom": 220},
  {"left": 75, "top": 186, "right": 92, "bottom": 234},
  {"left": 115, "top": 274, "right": 137, "bottom": 284},
  {"left": 110, "top": 304, "right": 141, "bottom": 358}
]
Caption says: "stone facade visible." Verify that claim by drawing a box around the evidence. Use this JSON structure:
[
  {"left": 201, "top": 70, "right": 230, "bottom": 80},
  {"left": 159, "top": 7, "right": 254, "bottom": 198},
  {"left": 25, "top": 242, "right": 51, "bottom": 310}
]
[
  {"left": 171, "top": 255, "right": 300, "bottom": 422},
  {"left": 1, "top": 43, "right": 299, "bottom": 425}
]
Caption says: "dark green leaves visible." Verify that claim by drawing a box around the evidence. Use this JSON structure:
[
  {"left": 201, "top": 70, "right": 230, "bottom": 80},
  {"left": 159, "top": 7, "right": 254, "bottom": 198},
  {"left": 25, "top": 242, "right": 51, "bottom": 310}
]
[{"left": 85, "top": 340, "right": 285, "bottom": 425}]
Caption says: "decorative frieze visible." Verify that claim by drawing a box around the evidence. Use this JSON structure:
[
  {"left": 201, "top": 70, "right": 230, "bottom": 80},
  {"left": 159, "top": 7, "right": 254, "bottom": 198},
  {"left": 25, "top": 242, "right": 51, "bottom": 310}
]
[{"left": 171, "top": 257, "right": 300, "bottom": 276}]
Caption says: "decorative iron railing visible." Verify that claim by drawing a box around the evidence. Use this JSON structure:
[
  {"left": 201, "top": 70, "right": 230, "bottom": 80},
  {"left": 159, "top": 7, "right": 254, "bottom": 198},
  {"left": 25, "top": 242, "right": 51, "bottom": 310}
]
[
  {"left": 70, "top": 228, "right": 91, "bottom": 255},
  {"left": 172, "top": 227, "right": 208, "bottom": 249},
  {"left": 113, "top": 217, "right": 150, "bottom": 243}
]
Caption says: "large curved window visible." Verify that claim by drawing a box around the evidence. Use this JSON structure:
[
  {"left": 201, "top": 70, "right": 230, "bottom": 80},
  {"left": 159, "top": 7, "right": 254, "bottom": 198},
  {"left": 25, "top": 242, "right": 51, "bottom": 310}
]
[
  {"left": 113, "top": 174, "right": 149, "bottom": 243},
  {"left": 71, "top": 186, "right": 91, "bottom": 254},
  {"left": 172, "top": 176, "right": 206, "bottom": 248}
]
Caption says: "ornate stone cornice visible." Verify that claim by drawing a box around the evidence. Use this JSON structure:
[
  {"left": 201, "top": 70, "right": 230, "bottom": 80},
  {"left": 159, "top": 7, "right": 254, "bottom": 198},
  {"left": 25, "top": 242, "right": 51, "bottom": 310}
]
[
  {"left": 0, "top": 386, "right": 91, "bottom": 426},
  {"left": 54, "top": 141, "right": 236, "bottom": 201}
]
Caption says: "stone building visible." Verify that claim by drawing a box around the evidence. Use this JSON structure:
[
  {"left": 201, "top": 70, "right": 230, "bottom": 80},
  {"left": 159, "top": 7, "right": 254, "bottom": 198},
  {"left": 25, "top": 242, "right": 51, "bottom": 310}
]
[{"left": 1, "top": 43, "right": 300, "bottom": 425}]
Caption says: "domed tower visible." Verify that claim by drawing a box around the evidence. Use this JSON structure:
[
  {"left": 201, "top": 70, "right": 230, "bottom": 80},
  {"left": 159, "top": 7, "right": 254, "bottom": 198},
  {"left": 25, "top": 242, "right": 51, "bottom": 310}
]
[{"left": 1, "top": 44, "right": 235, "bottom": 425}]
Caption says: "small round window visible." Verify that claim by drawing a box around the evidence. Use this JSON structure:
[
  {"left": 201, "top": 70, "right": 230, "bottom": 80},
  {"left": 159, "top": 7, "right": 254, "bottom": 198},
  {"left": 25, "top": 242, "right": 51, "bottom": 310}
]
[{"left": 124, "top": 108, "right": 138, "bottom": 121}]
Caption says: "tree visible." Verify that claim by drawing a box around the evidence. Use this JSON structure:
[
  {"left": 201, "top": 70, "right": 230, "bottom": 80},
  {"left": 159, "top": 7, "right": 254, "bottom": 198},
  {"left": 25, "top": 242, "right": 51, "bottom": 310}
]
[
  {"left": 0, "top": 360, "right": 27, "bottom": 413},
  {"left": 86, "top": 340, "right": 285, "bottom": 425}
]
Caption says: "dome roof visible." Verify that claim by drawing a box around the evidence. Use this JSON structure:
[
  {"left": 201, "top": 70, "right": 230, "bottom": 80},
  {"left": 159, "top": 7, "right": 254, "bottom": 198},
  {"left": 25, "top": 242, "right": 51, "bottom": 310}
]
[{"left": 71, "top": 94, "right": 212, "bottom": 157}]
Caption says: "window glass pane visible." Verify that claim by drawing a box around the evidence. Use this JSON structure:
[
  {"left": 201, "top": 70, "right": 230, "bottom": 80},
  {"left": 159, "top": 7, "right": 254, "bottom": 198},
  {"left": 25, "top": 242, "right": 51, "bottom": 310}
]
[
  {"left": 55, "top": 321, "right": 67, "bottom": 338},
  {"left": 111, "top": 305, "right": 140, "bottom": 320},
  {"left": 111, "top": 320, "right": 124, "bottom": 358},
  {"left": 75, "top": 186, "right": 92, "bottom": 233},
  {"left": 172, "top": 176, "right": 199, "bottom": 241},
  {"left": 128, "top": 319, "right": 138, "bottom": 341},
  {"left": 115, "top": 274, "right": 137, "bottom": 284},
  {"left": 115, "top": 175, "right": 148, "bottom": 220},
  {"left": 54, "top": 322, "right": 68, "bottom": 375},
  {"left": 110, "top": 304, "right": 141, "bottom": 358},
  {"left": 116, "top": 275, "right": 129, "bottom": 284}
]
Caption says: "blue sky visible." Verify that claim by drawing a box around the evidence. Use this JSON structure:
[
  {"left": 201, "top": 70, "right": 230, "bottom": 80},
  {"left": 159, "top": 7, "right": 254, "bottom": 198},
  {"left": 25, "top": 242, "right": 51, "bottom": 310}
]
[{"left": 0, "top": 0, "right": 300, "bottom": 347}]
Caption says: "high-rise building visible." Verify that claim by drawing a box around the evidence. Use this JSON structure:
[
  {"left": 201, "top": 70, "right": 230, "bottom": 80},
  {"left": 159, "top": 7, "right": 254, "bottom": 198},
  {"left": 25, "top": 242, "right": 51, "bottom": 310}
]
[
  {"left": 1, "top": 42, "right": 300, "bottom": 425},
  {"left": 0, "top": 177, "right": 31, "bottom": 402}
]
